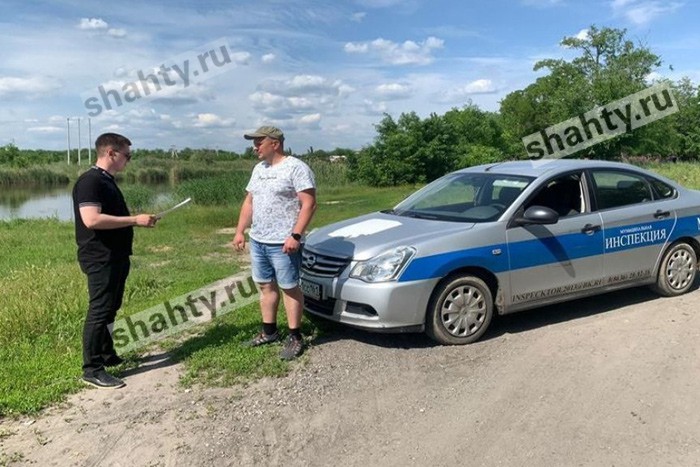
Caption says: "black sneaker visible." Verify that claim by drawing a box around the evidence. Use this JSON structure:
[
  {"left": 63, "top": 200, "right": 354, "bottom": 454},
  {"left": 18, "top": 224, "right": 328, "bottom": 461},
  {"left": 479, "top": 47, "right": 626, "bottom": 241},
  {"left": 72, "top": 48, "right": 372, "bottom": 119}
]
[
  {"left": 82, "top": 371, "right": 126, "bottom": 389},
  {"left": 279, "top": 335, "right": 304, "bottom": 360},
  {"left": 244, "top": 331, "right": 280, "bottom": 347},
  {"left": 104, "top": 355, "right": 124, "bottom": 367}
]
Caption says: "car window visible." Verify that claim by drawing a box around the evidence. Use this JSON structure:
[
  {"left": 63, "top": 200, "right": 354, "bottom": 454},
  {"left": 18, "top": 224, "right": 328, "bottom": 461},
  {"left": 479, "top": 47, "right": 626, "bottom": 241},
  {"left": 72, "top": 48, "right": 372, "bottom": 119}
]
[
  {"left": 647, "top": 177, "right": 677, "bottom": 200},
  {"left": 393, "top": 173, "right": 533, "bottom": 222},
  {"left": 523, "top": 173, "right": 584, "bottom": 217},
  {"left": 413, "top": 180, "right": 476, "bottom": 209},
  {"left": 591, "top": 171, "right": 653, "bottom": 210}
]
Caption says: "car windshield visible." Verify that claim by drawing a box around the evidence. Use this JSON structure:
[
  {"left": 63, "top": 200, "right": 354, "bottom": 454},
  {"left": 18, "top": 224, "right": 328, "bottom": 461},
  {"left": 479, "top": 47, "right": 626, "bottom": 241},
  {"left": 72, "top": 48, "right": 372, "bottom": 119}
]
[{"left": 389, "top": 172, "right": 534, "bottom": 223}]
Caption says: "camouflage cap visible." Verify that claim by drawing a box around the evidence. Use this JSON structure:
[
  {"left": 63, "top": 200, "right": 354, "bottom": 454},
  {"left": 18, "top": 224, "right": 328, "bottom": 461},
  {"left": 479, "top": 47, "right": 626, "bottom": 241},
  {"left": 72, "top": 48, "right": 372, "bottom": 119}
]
[{"left": 243, "top": 126, "right": 285, "bottom": 142}]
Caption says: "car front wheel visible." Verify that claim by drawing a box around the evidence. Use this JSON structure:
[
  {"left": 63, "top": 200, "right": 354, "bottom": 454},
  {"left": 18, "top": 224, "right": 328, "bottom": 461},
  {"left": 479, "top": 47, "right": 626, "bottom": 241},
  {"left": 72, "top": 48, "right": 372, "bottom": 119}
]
[
  {"left": 426, "top": 275, "right": 494, "bottom": 345},
  {"left": 651, "top": 241, "right": 698, "bottom": 297}
]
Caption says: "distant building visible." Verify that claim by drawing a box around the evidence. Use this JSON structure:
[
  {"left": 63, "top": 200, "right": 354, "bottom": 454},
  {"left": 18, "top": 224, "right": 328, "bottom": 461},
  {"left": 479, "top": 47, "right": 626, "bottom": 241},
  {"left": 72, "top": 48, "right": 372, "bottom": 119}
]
[{"left": 329, "top": 155, "right": 347, "bottom": 163}]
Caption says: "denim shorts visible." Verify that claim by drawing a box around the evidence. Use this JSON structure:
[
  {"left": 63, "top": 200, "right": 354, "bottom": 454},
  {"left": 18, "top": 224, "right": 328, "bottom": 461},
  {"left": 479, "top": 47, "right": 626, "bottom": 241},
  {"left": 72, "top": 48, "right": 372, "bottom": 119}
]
[{"left": 249, "top": 239, "right": 302, "bottom": 290}]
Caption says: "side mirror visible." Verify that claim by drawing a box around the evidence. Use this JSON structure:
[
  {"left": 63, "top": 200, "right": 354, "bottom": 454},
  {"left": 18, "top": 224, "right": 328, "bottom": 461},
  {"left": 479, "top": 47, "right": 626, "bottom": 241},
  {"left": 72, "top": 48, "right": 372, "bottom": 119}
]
[{"left": 514, "top": 206, "right": 559, "bottom": 226}]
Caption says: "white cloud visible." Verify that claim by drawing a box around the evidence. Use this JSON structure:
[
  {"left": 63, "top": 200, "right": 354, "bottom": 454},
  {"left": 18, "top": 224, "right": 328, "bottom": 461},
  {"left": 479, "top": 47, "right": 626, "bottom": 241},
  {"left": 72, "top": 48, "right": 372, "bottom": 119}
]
[
  {"left": 249, "top": 91, "right": 286, "bottom": 107},
  {"left": 27, "top": 126, "right": 63, "bottom": 133},
  {"left": 561, "top": 29, "right": 590, "bottom": 48},
  {"left": 287, "top": 97, "right": 315, "bottom": 109},
  {"left": 344, "top": 36, "right": 444, "bottom": 65},
  {"left": 298, "top": 113, "right": 321, "bottom": 125},
  {"left": 437, "top": 79, "right": 498, "bottom": 103},
  {"left": 250, "top": 75, "right": 352, "bottom": 120},
  {"left": 462, "top": 79, "right": 497, "bottom": 94},
  {"left": 575, "top": 28, "right": 590, "bottom": 40},
  {"left": 261, "top": 53, "right": 276, "bottom": 63},
  {"left": 363, "top": 99, "right": 388, "bottom": 115},
  {"left": 344, "top": 42, "right": 369, "bottom": 53},
  {"left": 375, "top": 82, "right": 413, "bottom": 99},
  {"left": 230, "top": 51, "right": 251, "bottom": 65},
  {"left": 0, "top": 76, "right": 61, "bottom": 96},
  {"left": 260, "top": 74, "right": 350, "bottom": 97},
  {"left": 79, "top": 18, "right": 108, "bottom": 30},
  {"left": 645, "top": 71, "right": 663, "bottom": 83},
  {"left": 78, "top": 18, "right": 127, "bottom": 38},
  {"left": 611, "top": 0, "right": 683, "bottom": 25},
  {"left": 193, "top": 113, "right": 234, "bottom": 128},
  {"left": 351, "top": 12, "right": 367, "bottom": 22},
  {"left": 107, "top": 28, "right": 127, "bottom": 38}
]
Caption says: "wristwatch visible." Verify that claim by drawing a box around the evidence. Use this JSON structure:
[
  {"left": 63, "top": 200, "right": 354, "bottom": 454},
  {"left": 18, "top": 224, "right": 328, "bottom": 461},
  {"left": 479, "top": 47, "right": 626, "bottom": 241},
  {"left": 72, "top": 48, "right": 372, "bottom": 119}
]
[{"left": 291, "top": 232, "right": 302, "bottom": 241}]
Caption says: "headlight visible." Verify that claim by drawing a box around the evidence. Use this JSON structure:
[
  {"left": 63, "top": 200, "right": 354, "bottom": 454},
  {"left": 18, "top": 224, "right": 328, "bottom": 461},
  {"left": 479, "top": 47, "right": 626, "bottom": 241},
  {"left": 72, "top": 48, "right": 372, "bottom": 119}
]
[{"left": 349, "top": 246, "right": 416, "bottom": 283}]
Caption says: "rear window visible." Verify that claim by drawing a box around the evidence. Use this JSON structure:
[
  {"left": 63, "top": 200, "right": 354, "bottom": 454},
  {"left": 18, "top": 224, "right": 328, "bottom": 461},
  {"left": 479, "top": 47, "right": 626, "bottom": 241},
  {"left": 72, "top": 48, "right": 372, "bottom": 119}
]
[{"left": 591, "top": 171, "right": 653, "bottom": 210}]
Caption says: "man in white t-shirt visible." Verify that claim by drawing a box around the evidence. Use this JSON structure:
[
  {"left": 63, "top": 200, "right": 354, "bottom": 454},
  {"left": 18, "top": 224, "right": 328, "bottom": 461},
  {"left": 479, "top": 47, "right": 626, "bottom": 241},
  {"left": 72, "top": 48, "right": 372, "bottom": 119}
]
[{"left": 233, "top": 126, "right": 317, "bottom": 360}]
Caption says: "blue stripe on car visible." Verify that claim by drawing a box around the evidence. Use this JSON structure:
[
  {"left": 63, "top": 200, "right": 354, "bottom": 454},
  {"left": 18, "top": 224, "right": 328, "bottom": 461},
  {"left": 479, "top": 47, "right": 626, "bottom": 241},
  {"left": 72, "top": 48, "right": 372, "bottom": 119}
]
[{"left": 398, "top": 217, "right": 691, "bottom": 283}]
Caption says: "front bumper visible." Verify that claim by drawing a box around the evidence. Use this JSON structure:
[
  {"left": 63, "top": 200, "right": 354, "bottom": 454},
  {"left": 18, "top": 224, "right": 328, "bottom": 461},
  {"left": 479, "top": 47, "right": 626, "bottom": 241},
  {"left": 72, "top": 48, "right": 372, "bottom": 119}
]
[{"left": 300, "top": 271, "right": 439, "bottom": 332}]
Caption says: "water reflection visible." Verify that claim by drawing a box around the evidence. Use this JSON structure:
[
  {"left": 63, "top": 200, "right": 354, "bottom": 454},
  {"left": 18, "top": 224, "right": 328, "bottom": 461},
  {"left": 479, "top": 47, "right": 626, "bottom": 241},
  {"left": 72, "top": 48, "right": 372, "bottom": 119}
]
[
  {"left": 0, "top": 185, "right": 73, "bottom": 221},
  {"left": 0, "top": 184, "right": 173, "bottom": 221}
]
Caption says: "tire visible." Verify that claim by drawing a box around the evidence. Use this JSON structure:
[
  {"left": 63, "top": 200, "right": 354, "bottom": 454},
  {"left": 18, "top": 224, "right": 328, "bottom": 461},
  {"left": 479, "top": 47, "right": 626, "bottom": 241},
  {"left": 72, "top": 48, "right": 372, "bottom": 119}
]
[
  {"left": 426, "top": 275, "right": 494, "bottom": 345},
  {"left": 651, "top": 241, "right": 698, "bottom": 297}
]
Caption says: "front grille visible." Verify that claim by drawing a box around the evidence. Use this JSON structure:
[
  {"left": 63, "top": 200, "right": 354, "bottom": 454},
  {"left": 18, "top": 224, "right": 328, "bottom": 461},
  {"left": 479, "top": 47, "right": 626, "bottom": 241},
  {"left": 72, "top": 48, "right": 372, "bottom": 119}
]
[
  {"left": 301, "top": 249, "right": 350, "bottom": 277},
  {"left": 305, "top": 296, "right": 336, "bottom": 316}
]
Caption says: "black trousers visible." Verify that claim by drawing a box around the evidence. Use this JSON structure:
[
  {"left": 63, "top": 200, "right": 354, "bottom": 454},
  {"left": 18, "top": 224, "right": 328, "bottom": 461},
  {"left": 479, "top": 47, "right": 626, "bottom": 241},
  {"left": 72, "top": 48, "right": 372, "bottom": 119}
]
[{"left": 80, "top": 259, "right": 131, "bottom": 376}]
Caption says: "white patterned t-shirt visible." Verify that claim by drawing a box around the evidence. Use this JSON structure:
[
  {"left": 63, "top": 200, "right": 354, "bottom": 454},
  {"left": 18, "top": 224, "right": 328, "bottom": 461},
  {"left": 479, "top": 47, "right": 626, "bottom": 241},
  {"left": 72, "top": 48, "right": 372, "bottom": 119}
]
[{"left": 246, "top": 156, "right": 316, "bottom": 244}]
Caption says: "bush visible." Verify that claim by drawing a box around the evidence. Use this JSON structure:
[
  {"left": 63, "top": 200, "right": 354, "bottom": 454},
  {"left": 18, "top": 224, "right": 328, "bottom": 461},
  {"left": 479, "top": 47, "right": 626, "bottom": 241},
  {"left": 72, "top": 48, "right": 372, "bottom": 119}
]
[
  {"left": 175, "top": 173, "right": 249, "bottom": 206},
  {"left": 121, "top": 184, "right": 156, "bottom": 212}
]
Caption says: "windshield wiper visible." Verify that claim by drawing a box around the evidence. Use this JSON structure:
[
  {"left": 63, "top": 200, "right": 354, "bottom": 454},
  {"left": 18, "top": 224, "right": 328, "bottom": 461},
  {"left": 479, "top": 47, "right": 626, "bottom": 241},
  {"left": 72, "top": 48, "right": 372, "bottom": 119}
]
[{"left": 402, "top": 211, "right": 439, "bottom": 220}]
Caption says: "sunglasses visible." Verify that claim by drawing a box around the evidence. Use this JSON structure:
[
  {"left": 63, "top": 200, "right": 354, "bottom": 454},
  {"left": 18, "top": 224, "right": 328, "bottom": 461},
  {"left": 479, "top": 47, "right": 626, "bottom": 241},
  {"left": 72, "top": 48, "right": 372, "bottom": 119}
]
[{"left": 115, "top": 150, "right": 132, "bottom": 161}]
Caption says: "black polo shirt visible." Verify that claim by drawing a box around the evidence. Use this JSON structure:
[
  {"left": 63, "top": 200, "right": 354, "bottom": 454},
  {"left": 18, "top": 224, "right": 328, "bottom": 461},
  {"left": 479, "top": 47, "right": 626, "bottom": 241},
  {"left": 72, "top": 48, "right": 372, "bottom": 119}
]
[{"left": 72, "top": 166, "right": 134, "bottom": 263}]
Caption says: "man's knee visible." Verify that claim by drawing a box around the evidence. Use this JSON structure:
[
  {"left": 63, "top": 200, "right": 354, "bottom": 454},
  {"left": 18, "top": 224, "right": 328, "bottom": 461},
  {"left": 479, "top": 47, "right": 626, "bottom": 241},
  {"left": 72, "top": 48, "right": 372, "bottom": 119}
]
[{"left": 257, "top": 282, "right": 279, "bottom": 294}]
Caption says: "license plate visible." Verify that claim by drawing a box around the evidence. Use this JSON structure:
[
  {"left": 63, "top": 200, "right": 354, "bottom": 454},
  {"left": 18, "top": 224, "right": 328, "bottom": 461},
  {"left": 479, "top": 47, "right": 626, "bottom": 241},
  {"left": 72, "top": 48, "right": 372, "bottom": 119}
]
[{"left": 300, "top": 279, "right": 321, "bottom": 300}]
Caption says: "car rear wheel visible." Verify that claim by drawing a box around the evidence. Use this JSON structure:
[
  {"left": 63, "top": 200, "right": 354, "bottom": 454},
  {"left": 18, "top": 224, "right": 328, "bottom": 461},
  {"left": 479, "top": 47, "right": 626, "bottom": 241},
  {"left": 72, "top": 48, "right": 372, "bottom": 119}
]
[
  {"left": 651, "top": 241, "right": 698, "bottom": 297},
  {"left": 426, "top": 275, "right": 493, "bottom": 345}
]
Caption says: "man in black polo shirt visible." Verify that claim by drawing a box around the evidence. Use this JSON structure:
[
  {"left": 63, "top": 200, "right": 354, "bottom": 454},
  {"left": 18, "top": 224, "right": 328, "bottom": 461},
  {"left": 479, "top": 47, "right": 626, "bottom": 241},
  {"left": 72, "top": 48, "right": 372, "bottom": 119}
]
[{"left": 73, "top": 133, "right": 157, "bottom": 389}]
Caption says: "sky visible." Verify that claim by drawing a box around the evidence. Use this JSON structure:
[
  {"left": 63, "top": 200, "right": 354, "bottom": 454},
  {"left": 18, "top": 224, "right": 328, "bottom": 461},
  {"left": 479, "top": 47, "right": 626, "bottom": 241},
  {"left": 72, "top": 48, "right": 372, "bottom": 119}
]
[{"left": 1, "top": 0, "right": 699, "bottom": 154}]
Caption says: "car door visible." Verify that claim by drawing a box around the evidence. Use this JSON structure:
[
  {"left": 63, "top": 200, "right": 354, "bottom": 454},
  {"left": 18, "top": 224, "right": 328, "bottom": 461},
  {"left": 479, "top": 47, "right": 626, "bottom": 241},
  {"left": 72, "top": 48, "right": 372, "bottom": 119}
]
[
  {"left": 506, "top": 172, "right": 605, "bottom": 311},
  {"left": 588, "top": 169, "right": 677, "bottom": 285}
]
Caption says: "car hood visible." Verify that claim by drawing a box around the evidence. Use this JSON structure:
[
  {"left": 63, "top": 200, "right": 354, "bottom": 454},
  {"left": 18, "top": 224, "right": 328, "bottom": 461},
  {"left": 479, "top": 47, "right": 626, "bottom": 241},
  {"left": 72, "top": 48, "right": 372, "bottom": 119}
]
[{"left": 305, "top": 212, "right": 476, "bottom": 260}]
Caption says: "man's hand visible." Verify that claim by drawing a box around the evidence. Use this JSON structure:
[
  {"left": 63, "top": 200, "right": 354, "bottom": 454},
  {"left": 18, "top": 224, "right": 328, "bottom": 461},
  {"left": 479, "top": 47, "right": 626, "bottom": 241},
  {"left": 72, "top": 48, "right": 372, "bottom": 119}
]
[
  {"left": 282, "top": 236, "right": 300, "bottom": 254},
  {"left": 134, "top": 214, "right": 157, "bottom": 227},
  {"left": 233, "top": 232, "right": 246, "bottom": 251}
]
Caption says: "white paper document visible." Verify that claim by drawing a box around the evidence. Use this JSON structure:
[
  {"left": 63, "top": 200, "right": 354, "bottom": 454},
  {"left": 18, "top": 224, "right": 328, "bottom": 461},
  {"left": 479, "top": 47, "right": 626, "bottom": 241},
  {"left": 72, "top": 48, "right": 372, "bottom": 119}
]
[{"left": 155, "top": 197, "right": 192, "bottom": 219}]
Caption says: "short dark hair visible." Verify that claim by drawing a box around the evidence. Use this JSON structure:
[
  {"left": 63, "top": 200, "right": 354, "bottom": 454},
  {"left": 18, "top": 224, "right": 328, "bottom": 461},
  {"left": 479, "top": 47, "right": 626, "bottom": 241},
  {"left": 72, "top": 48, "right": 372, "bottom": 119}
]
[{"left": 95, "top": 133, "right": 131, "bottom": 156}]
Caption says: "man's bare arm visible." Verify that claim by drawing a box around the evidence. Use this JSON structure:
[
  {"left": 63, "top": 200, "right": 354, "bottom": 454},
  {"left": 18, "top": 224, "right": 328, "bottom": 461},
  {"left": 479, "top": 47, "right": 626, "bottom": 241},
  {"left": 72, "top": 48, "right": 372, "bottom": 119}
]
[
  {"left": 233, "top": 192, "right": 254, "bottom": 251},
  {"left": 79, "top": 205, "right": 156, "bottom": 229}
]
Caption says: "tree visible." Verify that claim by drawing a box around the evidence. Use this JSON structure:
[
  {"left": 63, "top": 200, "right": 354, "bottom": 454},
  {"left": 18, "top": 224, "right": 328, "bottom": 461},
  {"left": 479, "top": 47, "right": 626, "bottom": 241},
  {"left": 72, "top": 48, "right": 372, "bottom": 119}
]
[
  {"left": 350, "top": 104, "right": 513, "bottom": 186},
  {"left": 500, "top": 25, "right": 662, "bottom": 159},
  {"left": 668, "top": 77, "right": 700, "bottom": 159}
]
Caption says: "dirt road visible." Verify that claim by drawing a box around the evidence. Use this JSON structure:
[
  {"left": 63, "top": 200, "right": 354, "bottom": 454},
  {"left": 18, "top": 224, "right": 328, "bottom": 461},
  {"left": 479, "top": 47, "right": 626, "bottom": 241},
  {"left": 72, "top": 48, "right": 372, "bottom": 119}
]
[{"left": 2, "top": 286, "right": 699, "bottom": 466}]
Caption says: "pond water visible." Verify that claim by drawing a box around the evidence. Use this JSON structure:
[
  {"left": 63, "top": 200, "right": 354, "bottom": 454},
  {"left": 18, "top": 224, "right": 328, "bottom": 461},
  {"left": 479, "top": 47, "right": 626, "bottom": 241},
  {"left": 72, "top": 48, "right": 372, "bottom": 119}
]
[
  {"left": 0, "top": 184, "right": 172, "bottom": 222},
  {"left": 0, "top": 185, "right": 74, "bottom": 221}
]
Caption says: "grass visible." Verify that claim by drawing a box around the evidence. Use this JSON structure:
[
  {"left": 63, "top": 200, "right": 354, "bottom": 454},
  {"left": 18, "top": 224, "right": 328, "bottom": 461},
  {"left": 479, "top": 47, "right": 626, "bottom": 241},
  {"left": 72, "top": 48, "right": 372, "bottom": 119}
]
[
  {"left": 646, "top": 162, "right": 700, "bottom": 189},
  {"left": 5, "top": 159, "right": 690, "bottom": 417},
  {"left": 0, "top": 178, "right": 412, "bottom": 417}
]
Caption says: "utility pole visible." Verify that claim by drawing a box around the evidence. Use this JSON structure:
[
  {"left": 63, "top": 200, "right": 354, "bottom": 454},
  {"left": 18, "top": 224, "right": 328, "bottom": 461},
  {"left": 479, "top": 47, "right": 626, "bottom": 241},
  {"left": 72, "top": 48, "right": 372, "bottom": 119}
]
[
  {"left": 66, "top": 117, "right": 71, "bottom": 164},
  {"left": 88, "top": 118, "right": 92, "bottom": 164},
  {"left": 77, "top": 117, "right": 82, "bottom": 165}
]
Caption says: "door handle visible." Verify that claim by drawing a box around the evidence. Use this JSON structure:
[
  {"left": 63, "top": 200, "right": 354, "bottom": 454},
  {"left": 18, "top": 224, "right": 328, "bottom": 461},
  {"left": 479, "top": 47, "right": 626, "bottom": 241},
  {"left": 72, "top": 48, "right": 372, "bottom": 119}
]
[
  {"left": 653, "top": 209, "right": 671, "bottom": 219},
  {"left": 581, "top": 223, "right": 601, "bottom": 235}
]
